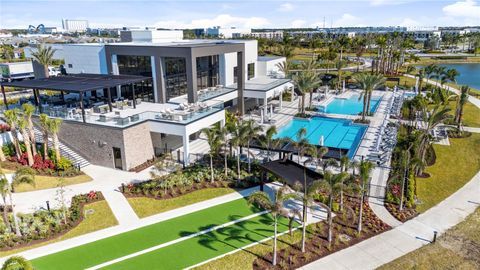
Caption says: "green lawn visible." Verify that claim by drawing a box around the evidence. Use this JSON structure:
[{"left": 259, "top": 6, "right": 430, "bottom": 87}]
[
  {"left": 0, "top": 200, "right": 117, "bottom": 257},
  {"left": 15, "top": 174, "right": 92, "bottom": 192},
  {"left": 416, "top": 133, "right": 480, "bottom": 213},
  {"left": 445, "top": 100, "right": 480, "bottom": 127},
  {"left": 128, "top": 188, "right": 237, "bottom": 218},
  {"left": 31, "top": 198, "right": 264, "bottom": 270},
  {"left": 378, "top": 207, "right": 480, "bottom": 270}
]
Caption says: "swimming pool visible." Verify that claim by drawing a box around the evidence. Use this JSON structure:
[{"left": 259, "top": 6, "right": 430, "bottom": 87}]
[
  {"left": 273, "top": 117, "right": 367, "bottom": 158},
  {"left": 319, "top": 94, "right": 382, "bottom": 115}
]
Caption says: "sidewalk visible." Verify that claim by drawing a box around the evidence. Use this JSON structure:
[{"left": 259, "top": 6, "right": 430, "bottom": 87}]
[
  {"left": 0, "top": 186, "right": 260, "bottom": 263},
  {"left": 300, "top": 169, "right": 480, "bottom": 269}
]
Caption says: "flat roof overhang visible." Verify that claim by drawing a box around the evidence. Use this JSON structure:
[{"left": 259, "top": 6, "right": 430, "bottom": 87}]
[
  {"left": 0, "top": 73, "right": 151, "bottom": 93},
  {"left": 260, "top": 159, "right": 323, "bottom": 188}
]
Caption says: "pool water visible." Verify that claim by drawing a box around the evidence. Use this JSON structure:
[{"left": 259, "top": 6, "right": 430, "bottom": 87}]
[
  {"left": 274, "top": 117, "right": 367, "bottom": 158},
  {"left": 320, "top": 94, "right": 382, "bottom": 115}
]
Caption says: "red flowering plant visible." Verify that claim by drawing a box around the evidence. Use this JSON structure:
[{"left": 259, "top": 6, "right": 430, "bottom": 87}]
[
  {"left": 0, "top": 124, "right": 11, "bottom": 133},
  {"left": 390, "top": 184, "right": 401, "bottom": 196},
  {"left": 31, "top": 154, "right": 55, "bottom": 170},
  {"left": 87, "top": 190, "right": 97, "bottom": 200}
]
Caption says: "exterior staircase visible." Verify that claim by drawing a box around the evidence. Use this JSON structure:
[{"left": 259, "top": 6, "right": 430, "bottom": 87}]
[{"left": 33, "top": 129, "right": 90, "bottom": 169}]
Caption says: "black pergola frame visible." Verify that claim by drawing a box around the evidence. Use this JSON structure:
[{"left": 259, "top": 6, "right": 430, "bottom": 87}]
[
  {"left": 0, "top": 74, "right": 151, "bottom": 123},
  {"left": 259, "top": 159, "right": 324, "bottom": 188}
]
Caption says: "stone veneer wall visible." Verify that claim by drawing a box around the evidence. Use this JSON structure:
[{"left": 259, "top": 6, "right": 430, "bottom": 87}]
[{"left": 55, "top": 120, "right": 154, "bottom": 170}]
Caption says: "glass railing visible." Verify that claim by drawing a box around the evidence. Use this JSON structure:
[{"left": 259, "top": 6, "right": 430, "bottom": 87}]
[
  {"left": 197, "top": 86, "right": 237, "bottom": 102},
  {"left": 30, "top": 102, "right": 225, "bottom": 128}
]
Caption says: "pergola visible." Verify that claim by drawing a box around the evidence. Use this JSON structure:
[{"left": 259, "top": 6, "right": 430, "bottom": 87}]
[
  {"left": 259, "top": 159, "right": 323, "bottom": 188},
  {"left": 0, "top": 74, "right": 151, "bottom": 123}
]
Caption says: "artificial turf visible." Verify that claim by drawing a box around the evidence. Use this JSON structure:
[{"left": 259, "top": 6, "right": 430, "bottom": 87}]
[
  {"left": 31, "top": 198, "right": 261, "bottom": 270},
  {"left": 102, "top": 214, "right": 293, "bottom": 270}
]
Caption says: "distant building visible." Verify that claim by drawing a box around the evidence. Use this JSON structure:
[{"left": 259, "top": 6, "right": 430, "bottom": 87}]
[
  {"left": 120, "top": 29, "right": 184, "bottom": 43},
  {"left": 62, "top": 19, "right": 89, "bottom": 32},
  {"left": 250, "top": 31, "right": 284, "bottom": 40},
  {"left": 205, "top": 27, "right": 251, "bottom": 39}
]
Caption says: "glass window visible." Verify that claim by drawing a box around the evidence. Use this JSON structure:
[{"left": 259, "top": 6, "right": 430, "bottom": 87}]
[
  {"left": 196, "top": 55, "right": 219, "bottom": 90},
  {"left": 164, "top": 57, "right": 187, "bottom": 101},
  {"left": 116, "top": 55, "right": 154, "bottom": 102},
  {"left": 248, "top": 63, "right": 255, "bottom": 80}
]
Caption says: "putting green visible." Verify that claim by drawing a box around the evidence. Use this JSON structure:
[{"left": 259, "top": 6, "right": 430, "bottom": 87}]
[{"left": 32, "top": 198, "right": 262, "bottom": 270}]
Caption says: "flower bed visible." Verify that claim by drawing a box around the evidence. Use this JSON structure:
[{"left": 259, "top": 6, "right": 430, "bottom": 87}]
[
  {"left": 0, "top": 160, "right": 83, "bottom": 178},
  {"left": 252, "top": 196, "right": 390, "bottom": 269},
  {"left": 0, "top": 191, "right": 103, "bottom": 251},
  {"left": 384, "top": 203, "right": 418, "bottom": 222}
]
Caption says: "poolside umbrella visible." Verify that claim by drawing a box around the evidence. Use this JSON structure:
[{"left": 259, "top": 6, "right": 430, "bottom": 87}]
[{"left": 319, "top": 135, "right": 324, "bottom": 146}]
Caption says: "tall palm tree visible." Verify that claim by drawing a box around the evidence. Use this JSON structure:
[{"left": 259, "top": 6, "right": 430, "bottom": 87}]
[
  {"left": 21, "top": 103, "right": 37, "bottom": 155},
  {"left": 31, "top": 44, "right": 57, "bottom": 78},
  {"left": 4, "top": 109, "right": 22, "bottom": 159},
  {"left": 275, "top": 61, "right": 291, "bottom": 79},
  {"left": 320, "top": 172, "right": 349, "bottom": 243},
  {"left": 357, "top": 160, "right": 374, "bottom": 233},
  {"left": 335, "top": 35, "right": 350, "bottom": 62},
  {"left": 455, "top": 85, "right": 470, "bottom": 128},
  {"left": 248, "top": 187, "right": 296, "bottom": 266},
  {"left": 39, "top": 114, "right": 50, "bottom": 160},
  {"left": 353, "top": 73, "right": 386, "bottom": 120},
  {"left": 339, "top": 155, "right": 350, "bottom": 211},
  {"left": 1, "top": 255, "right": 34, "bottom": 270},
  {"left": 424, "top": 64, "right": 437, "bottom": 85},
  {"left": 4, "top": 167, "right": 35, "bottom": 236},
  {"left": 293, "top": 71, "right": 320, "bottom": 114},
  {"left": 0, "top": 171, "right": 11, "bottom": 230},
  {"left": 47, "top": 118, "right": 62, "bottom": 161},
  {"left": 201, "top": 127, "right": 219, "bottom": 183},
  {"left": 17, "top": 118, "right": 34, "bottom": 166},
  {"left": 295, "top": 179, "right": 324, "bottom": 252},
  {"left": 263, "top": 125, "right": 278, "bottom": 160},
  {"left": 242, "top": 119, "right": 263, "bottom": 173},
  {"left": 229, "top": 121, "right": 246, "bottom": 182},
  {"left": 416, "top": 68, "right": 426, "bottom": 93},
  {"left": 214, "top": 124, "right": 229, "bottom": 177}
]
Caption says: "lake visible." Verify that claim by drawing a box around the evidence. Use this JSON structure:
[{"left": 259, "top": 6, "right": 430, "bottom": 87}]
[{"left": 418, "top": 63, "right": 480, "bottom": 90}]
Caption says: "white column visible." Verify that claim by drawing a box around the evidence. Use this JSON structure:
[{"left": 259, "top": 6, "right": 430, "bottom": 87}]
[
  {"left": 183, "top": 134, "right": 190, "bottom": 166},
  {"left": 270, "top": 103, "right": 273, "bottom": 118},
  {"left": 151, "top": 56, "right": 159, "bottom": 103},
  {"left": 279, "top": 91, "right": 283, "bottom": 110},
  {"left": 264, "top": 98, "right": 268, "bottom": 121},
  {"left": 260, "top": 109, "right": 264, "bottom": 124}
]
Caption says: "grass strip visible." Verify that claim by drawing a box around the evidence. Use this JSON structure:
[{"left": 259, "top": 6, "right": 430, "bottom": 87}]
[{"left": 31, "top": 198, "right": 260, "bottom": 270}]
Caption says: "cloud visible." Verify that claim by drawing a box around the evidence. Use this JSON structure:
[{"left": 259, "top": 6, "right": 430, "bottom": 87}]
[
  {"left": 290, "top": 19, "right": 306, "bottom": 28},
  {"left": 153, "top": 14, "right": 270, "bottom": 29},
  {"left": 333, "top": 13, "right": 365, "bottom": 27},
  {"left": 277, "top": 3, "right": 294, "bottom": 12},
  {"left": 399, "top": 18, "right": 420, "bottom": 26},
  {"left": 443, "top": 0, "right": 480, "bottom": 18}
]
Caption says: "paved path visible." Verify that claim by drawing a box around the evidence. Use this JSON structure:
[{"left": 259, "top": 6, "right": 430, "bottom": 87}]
[
  {"left": 301, "top": 170, "right": 480, "bottom": 270},
  {"left": 0, "top": 186, "right": 260, "bottom": 263}
]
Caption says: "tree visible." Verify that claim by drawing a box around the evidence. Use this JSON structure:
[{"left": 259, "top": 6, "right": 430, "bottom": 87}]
[
  {"left": 242, "top": 119, "right": 263, "bottom": 173},
  {"left": 213, "top": 124, "right": 229, "bottom": 177},
  {"left": 353, "top": 73, "right": 386, "bottom": 120},
  {"left": 293, "top": 71, "right": 320, "bottom": 114},
  {"left": 4, "top": 109, "right": 22, "bottom": 159},
  {"left": 356, "top": 160, "right": 374, "bottom": 233},
  {"left": 5, "top": 167, "right": 35, "bottom": 236},
  {"left": 248, "top": 187, "right": 296, "bottom": 266},
  {"left": 229, "top": 121, "right": 246, "bottom": 182},
  {"left": 455, "top": 85, "right": 470, "bottom": 128},
  {"left": 55, "top": 178, "right": 68, "bottom": 224},
  {"left": 31, "top": 44, "right": 57, "bottom": 78},
  {"left": 39, "top": 114, "right": 50, "bottom": 160},
  {"left": 201, "top": 127, "right": 219, "bottom": 183},
  {"left": 21, "top": 103, "right": 37, "bottom": 154},
  {"left": 319, "top": 172, "right": 349, "bottom": 243},
  {"left": 1, "top": 256, "right": 34, "bottom": 270},
  {"left": 275, "top": 61, "right": 291, "bottom": 79},
  {"left": 0, "top": 171, "right": 11, "bottom": 230},
  {"left": 47, "top": 118, "right": 63, "bottom": 161},
  {"left": 17, "top": 118, "right": 34, "bottom": 166}
]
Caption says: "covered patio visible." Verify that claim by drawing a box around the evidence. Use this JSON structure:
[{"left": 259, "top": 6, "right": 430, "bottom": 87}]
[
  {"left": 0, "top": 73, "right": 151, "bottom": 123},
  {"left": 260, "top": 159, "right": 324, "bottom": 188}
]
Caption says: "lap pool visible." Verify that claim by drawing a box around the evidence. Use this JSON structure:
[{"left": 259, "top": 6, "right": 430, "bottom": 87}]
[
  {"left": 319, "top": 94, "right": 382, "bottom": 115},
  {"left": 274, "top": 117, "right": 367, "bottom": 158}
]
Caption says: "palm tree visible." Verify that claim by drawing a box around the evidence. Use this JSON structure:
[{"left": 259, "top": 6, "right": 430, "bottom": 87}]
[
  {"left": 424, "top": 64, "right": 437, "bottom": 85},
  {"left": 21, "top": 103, "right": 37, "bottom": 155},
  {"left": 4, "top": 109, "right": 23, "bottom": 159},
  {"left": 335, "top": 59, "right": 347, "bottom": 90},
  {"left": 339, "top": 155, "right": 350, "bottom": 211},
  {"left": 335, "top": 35, "right": 350, "bottom": 62},
  {"left": 229, "top": 121, "right": 246, "bottom": 182},
  {"left": 1, "top": 255, "right": 34, "bottom": 270},
  {"left": 214, "top": 124, "right": 229, "bottom": 177},
  {"left": 263, "top": 125, "right": 278, "bottom": 160},
  {"left": 275, "top": 61, "right": 291, "bottom": 79},
  {"left": 248, "top": 187, "right": 296, "bottom": 266},
  {"left": 201, "top": 127, "right": 219, "bottom": 183},
  {"left": 416, "top": 68, "right": 426, "bottom": 93},
  {"left": 0, "top": 171, "right": 11, "bottom": 230},
  {"left": 356, "top": 160, "right": 374, "bottom": 233},
  {"left": 295, "top": 179, "right": 324, "bottom": 252},
  {"left": 17, "top": 118, "right": 34, "bottom": 166},
  {"left": 31, "top": 44, "right": 57, "bottom": 78},
  {"left": 39, "top": 114, "right": 50, "bottom": 160},
  {"left": 47, "top": 118, "right": 62, "bottom": 161},
  {"left": 353, "top": 73, "right": 386, "bottom": 120},
  {"left": 320, "top": 172, "right": 349, "bottom": 243},
  {"left": 455, "top": 85, "right": 470, "bottom": 128},
  {"left": 242, "top": 120, "right": 263, "bottom": 173},
  {"left": 4, "top": 167, "right": 35, "bottom": 236},
  {"left": 293, "top": 71, "right": 320, "bottom": 114}
]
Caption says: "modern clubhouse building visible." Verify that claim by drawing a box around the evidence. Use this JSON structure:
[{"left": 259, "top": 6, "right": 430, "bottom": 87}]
[{"left": 3, "top": 29, "right": 293, "bottom": 171}]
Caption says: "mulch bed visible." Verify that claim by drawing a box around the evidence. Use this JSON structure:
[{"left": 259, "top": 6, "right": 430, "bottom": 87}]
[
  {"left": 0, "top": 161, "right": 84, "bottom": 177},
  {"left": 385, "top": 203, "right": 418, "bottom": 223},
  {"left": 252, "top": 196, "right": 391, "bottom": 269},
  {"left": 0, "top": 192, "right": 104, "bottom": 252},
  {"left": 128, "top": 157, "right": 159, "bottom": 173}
]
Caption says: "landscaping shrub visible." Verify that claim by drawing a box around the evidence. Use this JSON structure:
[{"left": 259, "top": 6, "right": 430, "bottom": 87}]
[
  {"left": 55, "top": 157, "right": 73, "bottom": 171},
  {"left": 406, "top": 173, "right": 415, "bottom": 208},
  {"left": 0, "top": 124, "right": 11, "bottom": 133}
]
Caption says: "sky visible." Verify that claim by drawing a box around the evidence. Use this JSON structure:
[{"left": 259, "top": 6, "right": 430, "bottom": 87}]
[{"left": 1, "top": 0, "right": 480, "bottom": 30}]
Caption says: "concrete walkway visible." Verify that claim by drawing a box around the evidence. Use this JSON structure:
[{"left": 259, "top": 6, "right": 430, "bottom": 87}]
[
  {"left": 0, "top": 186, "right": 260, "bottom": 263},
  {"left": 301, "top": 170, "right": 480, "bottom": 270}
]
